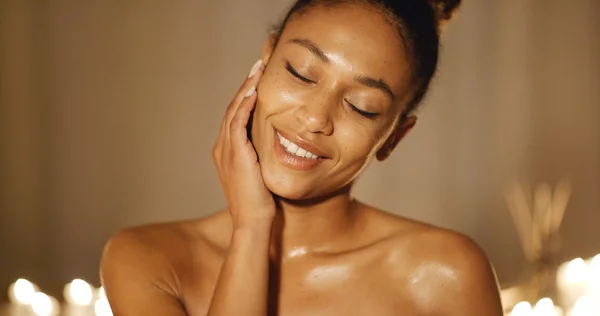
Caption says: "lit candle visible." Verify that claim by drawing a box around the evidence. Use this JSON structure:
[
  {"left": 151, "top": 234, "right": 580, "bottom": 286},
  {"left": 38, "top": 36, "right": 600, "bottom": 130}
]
[
  {"left": 63, "top": 279, "right": 94, "bottom": 316},
  {"left": 511, "top": 301, "right": 533, "bottom": 316},
  {"left": 557, "top": 258, "right": 590, "bottom": 308},
  {"left": 63, "top": 279, "right": 94, "bottom": 306},
  {"left": 94, "top": 297, "right": 113, "bottom": 316},
  {"left": 8, "top": 278, "right": 37, "bottom": 304},
  {"left": 568, "top": 295, "right": 600, "bottom": 316},
  {"left": 93, "top": 286, "right": 113, "bottom": 316},
  {"left": 5, "top": 278, "right": 38, "bottom": 315},
  {"left": 533, "top": 298, "right": 563, "bottom": 316},
  {"left": 30, "top": 292, "right": 60, "bottom": 316}
]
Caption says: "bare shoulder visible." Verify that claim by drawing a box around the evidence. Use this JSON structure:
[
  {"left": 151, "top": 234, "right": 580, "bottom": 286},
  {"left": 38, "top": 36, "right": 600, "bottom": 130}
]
[
  {"left": 100, "top": 210, "right": 231, "bottom": 315},
  {"left": 101, "top": 221, "right": 191, "bottom": 282},
  {"left": 364, "top": 206, "right": 503, "bottom": 315}
]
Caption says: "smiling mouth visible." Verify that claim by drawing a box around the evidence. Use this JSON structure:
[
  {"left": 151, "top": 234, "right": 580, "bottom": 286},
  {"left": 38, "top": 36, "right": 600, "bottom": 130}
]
[
  {"left": 272, "top": 129, "right": 326, "bottom": 171},
  {"left": 276, "top": 131, "right": 320, "bottom": 159}
]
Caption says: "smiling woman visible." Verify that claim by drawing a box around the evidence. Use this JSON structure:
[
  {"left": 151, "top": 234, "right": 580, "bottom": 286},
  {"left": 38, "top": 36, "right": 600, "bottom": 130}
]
[{"left": 99, "top": 1, "right": 504, "bottom": 315}]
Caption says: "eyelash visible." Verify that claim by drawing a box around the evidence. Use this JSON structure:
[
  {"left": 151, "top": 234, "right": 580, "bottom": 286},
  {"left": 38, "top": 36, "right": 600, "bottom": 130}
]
[
  {"left": 344, "top": 100, "right": 378, "bottom": 120},
  {"left": 285, "top": 61, "right": 379, "bottom": 120},
  {"left": 285, "top": 62, "right": 314, "bottom": 84}
]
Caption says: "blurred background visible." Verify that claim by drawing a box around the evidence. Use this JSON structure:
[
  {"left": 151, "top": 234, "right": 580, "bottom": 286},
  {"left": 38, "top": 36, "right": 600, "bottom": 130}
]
[{"left": 1, "top": 0, "right": 598, "bottom": 305}]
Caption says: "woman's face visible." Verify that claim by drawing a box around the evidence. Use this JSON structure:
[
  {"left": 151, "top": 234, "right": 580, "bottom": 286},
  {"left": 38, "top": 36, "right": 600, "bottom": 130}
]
[{"left": 252, "top": 3, "right": 414, "bottom": 200}]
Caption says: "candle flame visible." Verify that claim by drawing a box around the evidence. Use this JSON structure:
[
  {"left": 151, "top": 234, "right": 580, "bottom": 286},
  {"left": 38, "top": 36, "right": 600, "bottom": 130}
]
[
  {"left": 9, "top": 278, "right": 36, "bottom": 304},
  {"left": 566, "top": 258, "right": 588, "bottom": 283},
  {"left": 533, "top": 298, "right": 554, "bottom": 315},
  {"left": 571, "top": 296, "right": 593, "bottom": 316},
  {"left": 94, "top": 296, "right": 113, "bottom": 316},
  {"left": 64, "top": 279, "right": 94, "bottom": 305},
  {"left": 511, "top": 301, "right": 533, "bottom": 316},
  {"left": 31, "top": 292, "right": 54, "bottom": 316}
]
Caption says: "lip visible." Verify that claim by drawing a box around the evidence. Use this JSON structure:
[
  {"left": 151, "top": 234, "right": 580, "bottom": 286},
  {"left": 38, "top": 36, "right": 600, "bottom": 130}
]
[
  {"left": 274, "top": 129, "right": 328, "bottom": 158},
  {"left": 273, "top": 128, "right": 327, "bottom": 171}
]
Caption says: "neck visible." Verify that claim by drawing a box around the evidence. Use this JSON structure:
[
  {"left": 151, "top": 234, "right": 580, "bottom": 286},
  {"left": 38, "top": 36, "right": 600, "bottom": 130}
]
[{"left": 269, "top": 185, "right": 359, "bottom": 260}]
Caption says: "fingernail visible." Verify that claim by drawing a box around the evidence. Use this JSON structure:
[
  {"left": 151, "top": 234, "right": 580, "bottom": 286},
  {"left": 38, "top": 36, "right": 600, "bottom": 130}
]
[
  {"left": 245, "top": 86, "right": 256, "bottom": 97},
  {"left": 248, "top": 60, "right": 263, "bottom": 78}
]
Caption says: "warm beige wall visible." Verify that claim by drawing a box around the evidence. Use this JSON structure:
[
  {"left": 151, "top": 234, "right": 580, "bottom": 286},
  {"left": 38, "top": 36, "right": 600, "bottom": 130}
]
[{"left": 1, "top": 0, "right": 599, "bottom": 297}]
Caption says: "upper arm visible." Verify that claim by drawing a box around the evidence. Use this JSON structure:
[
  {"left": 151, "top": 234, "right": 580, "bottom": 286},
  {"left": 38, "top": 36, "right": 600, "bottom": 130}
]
[
  {"left": 426, "top": 234, "right": 503, "bottom": 316},
  {"left": 403, "top": 232, "right": 503, "bottom": 316},
  {"left": 100, "top": 229, "right": 188, "bottom": 316}
]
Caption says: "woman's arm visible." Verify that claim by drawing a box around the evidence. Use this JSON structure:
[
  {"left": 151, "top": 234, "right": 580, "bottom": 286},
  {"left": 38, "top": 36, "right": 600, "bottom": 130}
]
[
  {"left": 207, "top": 223, "right": 273, "bottom": 315},
  {"left": 100, "top": 229, "right": 187, "bottom": 316},
  {"left": 435, "top": 238, "right": 503, "bottom": 316},
  {"left": 387, "top": 230, "right": 503, "bottom": 316},
  {"left": 208, "top": 59, "right": 276, "bottom": 316}
]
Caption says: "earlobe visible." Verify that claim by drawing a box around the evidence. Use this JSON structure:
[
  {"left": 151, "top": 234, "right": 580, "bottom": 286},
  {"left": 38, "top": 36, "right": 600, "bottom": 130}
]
[{"left": 375, "top": 115, "right": 417, "bottom": 161}]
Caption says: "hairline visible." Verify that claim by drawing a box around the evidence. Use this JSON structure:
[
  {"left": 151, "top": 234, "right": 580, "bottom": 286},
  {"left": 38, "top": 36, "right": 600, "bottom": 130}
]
[{"left": 272, "top": 1, "right": 420, "bottom": 114}]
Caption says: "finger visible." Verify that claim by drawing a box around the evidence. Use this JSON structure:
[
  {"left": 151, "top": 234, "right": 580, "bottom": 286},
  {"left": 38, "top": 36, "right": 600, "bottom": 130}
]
[
  {"left": 218, "top": 59, "right": 264, "bottom": 141},
  {"left": 223, "top": 69, "right": 263, "bottom": 146},
  {"left": 230, "top": 86, "right": 257, "bottom": 149},
  {"left": 225, "top": 60, "right": 264, "bottom": 125}
]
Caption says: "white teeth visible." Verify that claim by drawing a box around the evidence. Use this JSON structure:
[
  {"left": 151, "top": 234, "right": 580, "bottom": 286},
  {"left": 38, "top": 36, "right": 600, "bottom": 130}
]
[
  {"left": 277, "top": 132, "right": 319, "bottom": 159},
  {"left": 287, "top": 143, "right": 299, "bottom": 154}
]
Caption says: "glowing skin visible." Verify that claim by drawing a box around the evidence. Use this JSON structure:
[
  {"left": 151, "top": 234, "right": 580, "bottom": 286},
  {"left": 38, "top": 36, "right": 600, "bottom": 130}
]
[
  {"left": 251, "top": 7, "right": 411, "bottom": 201},
  {"left": 305, "top": 265, "right": 351, "bottom": 285},
  {"left": 100, "top": 3, "right": 503, "bottom": 316}
]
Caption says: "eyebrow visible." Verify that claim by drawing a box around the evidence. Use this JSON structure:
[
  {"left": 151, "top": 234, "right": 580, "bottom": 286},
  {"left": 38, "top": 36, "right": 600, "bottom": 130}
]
[
  {"left": 355, "top": 76, "right": 395, "bottom": 101},
  {"left": 287, "top": 38, "right": 396, "bottom": 101},
  {"left": 289, "top": 38, "right": 330, "bottom": 63}
]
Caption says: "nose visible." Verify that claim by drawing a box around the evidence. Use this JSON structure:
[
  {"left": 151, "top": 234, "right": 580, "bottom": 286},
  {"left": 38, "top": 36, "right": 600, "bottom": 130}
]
[{"left": 293, "top": 94, "right": 334, "bottom": 136}]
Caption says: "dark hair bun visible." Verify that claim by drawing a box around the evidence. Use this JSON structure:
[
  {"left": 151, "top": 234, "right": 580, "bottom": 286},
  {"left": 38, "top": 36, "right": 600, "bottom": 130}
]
[{"left": 427, "top": 0, "right": 462, "bottom": 26}]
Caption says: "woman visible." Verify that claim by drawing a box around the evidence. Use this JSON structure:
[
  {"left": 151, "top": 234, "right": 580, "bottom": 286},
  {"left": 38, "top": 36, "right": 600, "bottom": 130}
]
[{"left": 101, "top": 0, "right": 503, "bottom": 315}]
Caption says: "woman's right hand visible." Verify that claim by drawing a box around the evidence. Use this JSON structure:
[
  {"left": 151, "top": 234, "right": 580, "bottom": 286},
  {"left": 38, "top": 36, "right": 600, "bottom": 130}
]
[{"left": 212, "top": 60, "right": 276, "bottom": 230}]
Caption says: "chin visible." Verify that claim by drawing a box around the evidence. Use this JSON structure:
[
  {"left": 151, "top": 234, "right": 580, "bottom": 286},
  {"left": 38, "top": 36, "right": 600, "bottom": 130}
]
[
  {"left": 260, "top": 166, "right": 316, "bottom": 201},
  {"left": 251, "top": 120, "right": 362, "bottom": 202},
  {"left": 260, "top": 164, "right": 354, "bottom": 203}
]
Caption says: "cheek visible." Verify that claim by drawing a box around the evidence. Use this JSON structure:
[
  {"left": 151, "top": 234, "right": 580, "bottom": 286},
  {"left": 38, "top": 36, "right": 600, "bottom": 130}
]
[
  {"left": 256, "top": 70, "right": 303, "bottom": 113},
  {"left": 335, "top": 121, "right": 392, "bottom": 164},
  {"left": 335, "top": 125, "right": 378, "bottom": 160},
  {"left": 251, "top": 74, "right": 295, "bottom": 147}
]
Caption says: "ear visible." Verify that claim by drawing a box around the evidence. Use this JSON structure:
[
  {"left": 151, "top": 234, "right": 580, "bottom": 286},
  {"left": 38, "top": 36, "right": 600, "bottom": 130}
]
[
  {"left": 260, "top": 34, "right": 277, "bottom": 66},
  {"left": 376, "top": 115, "right": 417, "bottom": 161}
]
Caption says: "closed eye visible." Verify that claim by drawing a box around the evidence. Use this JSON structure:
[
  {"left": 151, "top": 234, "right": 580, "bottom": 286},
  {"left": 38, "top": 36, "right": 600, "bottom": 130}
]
[
  {"left": 284, "top": 61, "right": 378, "bottom": 120},
  {"left": 285, "top": 62, "right": 315, "bottom": 84},
  {"left": 345, "top": 99, "right": 379, "bottom": 120}
]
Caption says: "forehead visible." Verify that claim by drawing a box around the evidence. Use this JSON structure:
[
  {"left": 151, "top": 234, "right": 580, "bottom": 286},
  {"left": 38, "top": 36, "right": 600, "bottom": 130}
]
[{"left": 279, "top": 3, "right": 412, "bottom": 98}]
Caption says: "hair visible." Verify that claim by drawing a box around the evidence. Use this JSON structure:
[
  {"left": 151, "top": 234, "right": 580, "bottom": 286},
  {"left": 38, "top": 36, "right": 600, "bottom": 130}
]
[{"left": 271, "top": 0, "right": 462, "bottom": 116}]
